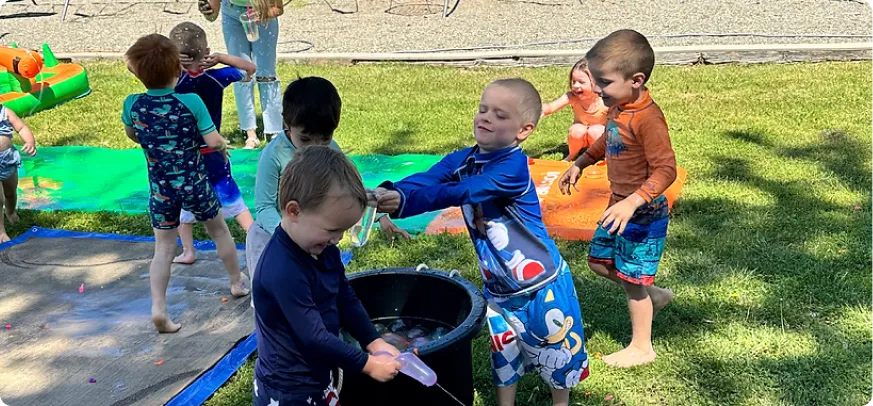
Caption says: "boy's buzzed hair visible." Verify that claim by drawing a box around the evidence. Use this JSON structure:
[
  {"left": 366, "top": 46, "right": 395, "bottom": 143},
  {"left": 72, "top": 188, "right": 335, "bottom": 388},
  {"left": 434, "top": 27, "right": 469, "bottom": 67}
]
[
  {"left": 489, "top": 78, "right": 542, "bottom": 126},
  {"left": 586, "top": 29, "right": 655, "bottom": 83},
  {"left": 125, "top": 34, "right": 181, "bottom": 89},
  {"left": 282, "top": 76, "right": 342, "bottom": 142},
  {"left": 169, "top": 22, "right": 209, "bottom": 61},
  {"left": 278, "top": 145, "right": 367, "bottom": 212}
]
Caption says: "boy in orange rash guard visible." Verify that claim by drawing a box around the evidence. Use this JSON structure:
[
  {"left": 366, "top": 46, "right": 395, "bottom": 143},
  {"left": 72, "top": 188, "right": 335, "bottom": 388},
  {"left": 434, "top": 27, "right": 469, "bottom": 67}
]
[{"left": 559, "top": 29, "right": 677, "bottom": 369}]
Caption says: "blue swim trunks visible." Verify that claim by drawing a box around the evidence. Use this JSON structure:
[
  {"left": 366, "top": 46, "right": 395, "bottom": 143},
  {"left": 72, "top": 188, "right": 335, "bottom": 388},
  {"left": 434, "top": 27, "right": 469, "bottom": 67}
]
[
  {"left": 589, "top": 195, "right": 669, "bottom": 286},
  {"left": 485, "top": 262, "right": 589, "bottom": 389},
  {"left": 0, "top": 147, "right": 21, "bottom": 181}
]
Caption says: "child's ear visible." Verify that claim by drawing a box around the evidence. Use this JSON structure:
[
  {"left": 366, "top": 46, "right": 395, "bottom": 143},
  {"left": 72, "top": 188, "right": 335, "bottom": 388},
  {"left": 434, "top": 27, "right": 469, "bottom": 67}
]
[
  {"left": 631, "top": 72, "right": 647, "bottom": 89},
  {"left": 517, "top": 122, "right": 536, "bottom": 142},
  {"left": 283, "top": 200, "right": 301, "bottom": 221}
]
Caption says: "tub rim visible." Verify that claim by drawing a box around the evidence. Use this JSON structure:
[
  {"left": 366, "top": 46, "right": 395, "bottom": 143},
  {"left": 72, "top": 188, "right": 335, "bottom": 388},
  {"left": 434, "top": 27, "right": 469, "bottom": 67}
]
[{"left": 348, "top": 267, "right": 487, "bottom": 356}]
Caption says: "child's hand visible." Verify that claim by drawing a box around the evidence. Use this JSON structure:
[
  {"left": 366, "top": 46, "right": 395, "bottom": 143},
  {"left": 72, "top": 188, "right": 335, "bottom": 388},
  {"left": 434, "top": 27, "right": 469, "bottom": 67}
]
[
  {"left": 363, "top": 354, "right": 402, "bottom": 382},
  {"left": 365, "top": 188, "right": 378, "bottom": 207},
  {"left": 378, "top": 216, "right": 411, "bottom": 241},
  {"left": 559, "top": 165, "right": 582, "bottom": 195},
  {"left": 213, "top": 139, "right": 230, "bottom": 161},
  {"left": 180, "top": 53, "right": 194, "bottom": 67},
  {"left": 366, "top": 338, "right": 401, "bottom": 357},
  {"left": 375, "top": 188, "right": 400, "bottom": 214},
  {"left": 22, "top": 142, "right": 36, "bottom": 157},
  {"left": 200, "top": 53, "right": 220, "bottom": 70},
  {"left": 598, "top": 194, "right": 646, "bottom": 235}
]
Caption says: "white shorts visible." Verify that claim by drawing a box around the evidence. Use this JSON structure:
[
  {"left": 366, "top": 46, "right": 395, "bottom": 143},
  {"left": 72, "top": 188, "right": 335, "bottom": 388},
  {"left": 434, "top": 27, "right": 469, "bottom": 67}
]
[{"left": 180, "top": 198, "right": 248, "bottom": 224}]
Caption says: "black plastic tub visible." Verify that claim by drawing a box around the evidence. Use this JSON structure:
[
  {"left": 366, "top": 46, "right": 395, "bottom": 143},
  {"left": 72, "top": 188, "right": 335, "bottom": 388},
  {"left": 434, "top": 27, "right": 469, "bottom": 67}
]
[{"left": 340, "top": 267, "right": 487, "bottom": 406}]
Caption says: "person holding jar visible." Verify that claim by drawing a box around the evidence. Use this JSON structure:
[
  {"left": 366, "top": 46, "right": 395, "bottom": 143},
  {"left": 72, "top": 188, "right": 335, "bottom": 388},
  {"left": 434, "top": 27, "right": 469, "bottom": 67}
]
[{"left": 200, "top": 0, "right": 284, "bottom": 149}]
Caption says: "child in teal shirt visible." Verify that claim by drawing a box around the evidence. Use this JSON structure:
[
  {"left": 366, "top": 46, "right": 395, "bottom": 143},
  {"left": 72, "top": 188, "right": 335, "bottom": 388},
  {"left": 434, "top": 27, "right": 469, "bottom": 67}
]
[{"left": 245, "top": 77, "right": 410, "bottom": 293}]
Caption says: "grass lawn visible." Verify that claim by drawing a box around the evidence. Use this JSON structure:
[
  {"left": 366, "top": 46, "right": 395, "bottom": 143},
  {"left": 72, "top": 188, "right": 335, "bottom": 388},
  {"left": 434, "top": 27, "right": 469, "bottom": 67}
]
[{"left": 6, "top": 61, "right": 871, "bottom": 406}]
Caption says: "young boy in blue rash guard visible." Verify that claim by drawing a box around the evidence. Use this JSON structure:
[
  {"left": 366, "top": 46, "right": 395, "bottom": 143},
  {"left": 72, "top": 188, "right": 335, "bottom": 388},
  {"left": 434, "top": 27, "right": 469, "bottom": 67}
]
[
  {"left": 169, "top": 21, "right": 258, "bottom": 265},
  {"left": 376, "top": 79, "right": 589, "bottom": 406}
]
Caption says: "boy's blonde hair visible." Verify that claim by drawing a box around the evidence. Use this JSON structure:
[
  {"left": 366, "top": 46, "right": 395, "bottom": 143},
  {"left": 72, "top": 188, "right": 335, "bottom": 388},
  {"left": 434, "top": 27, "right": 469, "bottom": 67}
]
[
  {"left": 125, "top": 34, "right": 181, "bottom": 89},
  {"left": 489, "top": 78, "right": 542, "bottom": 126},
  {"left": 278, "top": 146, "right": 367, "bottom": 212},
  {"left": 586, "top": 29, "right": 655, "bottom": 84},
  {"left": 169, "top": 22, "right": 209, "bottom": 61}
]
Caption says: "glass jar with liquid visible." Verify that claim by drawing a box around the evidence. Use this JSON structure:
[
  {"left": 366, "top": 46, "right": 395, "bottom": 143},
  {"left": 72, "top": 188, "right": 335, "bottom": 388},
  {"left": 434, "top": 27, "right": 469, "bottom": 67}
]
[{"left": 350, "top": 204, "right": 378, "bottom": 247}]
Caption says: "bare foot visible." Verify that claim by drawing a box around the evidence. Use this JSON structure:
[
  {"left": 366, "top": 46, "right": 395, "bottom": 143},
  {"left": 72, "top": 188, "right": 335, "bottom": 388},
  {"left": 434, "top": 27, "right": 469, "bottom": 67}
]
[
  {"left": 649, "top": 287, "right": 674, "bottom": 315},
  {"left": 172, "top": 249, "right": 196, "bottom": 265},
  {"left": 5, "top": 211, "right": 19, "bottom": 224},
  {"left": 602, "top": 344, "right": 656, "bottom": 368},
  {"left": 0, "top": 233, "right": 9, "bottom": 243},
  {"left": 151, "top": 311, "right": 182, "bottom": 333},
  {"left": 230, "top": 273, "right": 250, "bottom": 297}
]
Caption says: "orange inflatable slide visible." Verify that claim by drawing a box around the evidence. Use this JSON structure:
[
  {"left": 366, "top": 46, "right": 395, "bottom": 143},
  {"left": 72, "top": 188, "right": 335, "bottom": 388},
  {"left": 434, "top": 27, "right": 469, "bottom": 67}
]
[
  {"left": 0, "top": 43, "right": 90, "bottom": 117},
  {"left": 425, "top": 159, "right": 687, "bottom": 241}
]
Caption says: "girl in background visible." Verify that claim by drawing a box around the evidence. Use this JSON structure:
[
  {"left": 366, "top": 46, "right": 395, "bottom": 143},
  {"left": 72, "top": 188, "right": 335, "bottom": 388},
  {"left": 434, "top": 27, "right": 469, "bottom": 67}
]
[{"left": 541, "top": 58, "right": 608, "bottom": 161}]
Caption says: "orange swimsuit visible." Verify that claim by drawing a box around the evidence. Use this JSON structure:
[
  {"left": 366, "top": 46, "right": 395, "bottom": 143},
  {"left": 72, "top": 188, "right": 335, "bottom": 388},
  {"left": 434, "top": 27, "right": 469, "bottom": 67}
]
[{"left": 543, "top": 92, "right": 609, "bottom": 127}]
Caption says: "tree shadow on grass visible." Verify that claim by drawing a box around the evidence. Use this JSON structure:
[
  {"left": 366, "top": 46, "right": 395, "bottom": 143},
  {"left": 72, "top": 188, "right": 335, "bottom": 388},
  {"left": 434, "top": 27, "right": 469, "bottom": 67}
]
[
  {"left": 488, "top": 126, "right": 873, "bottom": 406},
  {"left": 370, "top": 123, "right": 470, "bottom": 156},
  {"left": 6, "top": 124, "right": 870, "bottom": 405},
  {"left": 344, "top": 125, "right": 871, "bottom": 405},
  {"left": 370, "top": 125, "right": 418, "bottom": 156},
  {"left": 559, "top": 127, "right": 871, "bottom": 405},
  {"left": 526, "top": 143, "right": 570, "bottom": 160}
]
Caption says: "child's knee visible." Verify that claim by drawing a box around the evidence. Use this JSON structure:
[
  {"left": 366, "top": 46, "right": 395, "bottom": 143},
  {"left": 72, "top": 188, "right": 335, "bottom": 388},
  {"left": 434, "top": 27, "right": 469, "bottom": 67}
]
[
  {"left": 1, "top": 185, "right": 14, "bottom": 199},
  {"left": 204, "top": 216, "right": 230, "bottom": 235},
  {"left": 588, "top": 260, "right": 611, "bottom": 277},
  {"left": 586, "top": 126, "right": 604, "bottom": 141},
  {"left": 567, "top": 124, "right": 587, "bottom": 140},
  {"left": 154, "top": 244, "right": 176, "bottom": 257},
  {"left": 152, "top": 232, "right": 178, "bottom": 253},
  {"left": 621, "top": 280, "right": 649, "bottom": 300}
]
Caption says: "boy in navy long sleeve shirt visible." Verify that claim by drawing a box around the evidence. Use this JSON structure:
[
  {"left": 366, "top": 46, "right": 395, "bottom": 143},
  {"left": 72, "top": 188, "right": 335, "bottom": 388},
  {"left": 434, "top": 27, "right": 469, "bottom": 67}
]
[
  {"left": 252, "top": 146, "right": 401, "bottom": 406},
  {"left": 376, "top": 79, "right": 589, "bottom": 406}
]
